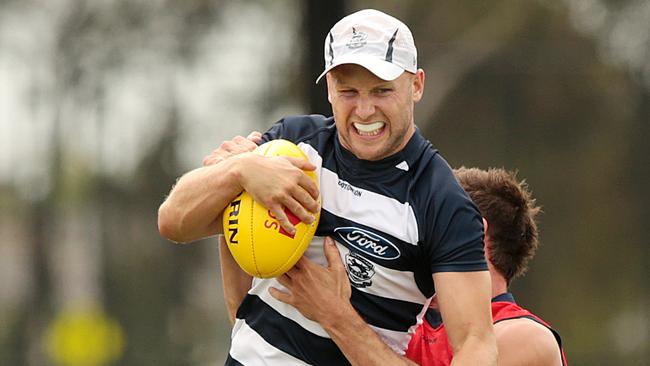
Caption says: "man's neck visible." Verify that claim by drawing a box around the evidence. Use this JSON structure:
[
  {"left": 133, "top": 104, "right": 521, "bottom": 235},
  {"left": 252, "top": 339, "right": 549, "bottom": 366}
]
[
  {"left": 490, "top": 270, "right": 508, "bottom": 298},
  {"left": 485, "top": 247, "right": 508, "bottom": 297}
]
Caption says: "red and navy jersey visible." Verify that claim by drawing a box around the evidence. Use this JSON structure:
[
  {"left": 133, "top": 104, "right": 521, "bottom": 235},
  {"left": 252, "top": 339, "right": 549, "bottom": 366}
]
[
  {"left": 405, "top": 292, "right": 568, "bottom": 366},
  {"left": 226, "top": 115, "right": 487, "bottom": 366}
]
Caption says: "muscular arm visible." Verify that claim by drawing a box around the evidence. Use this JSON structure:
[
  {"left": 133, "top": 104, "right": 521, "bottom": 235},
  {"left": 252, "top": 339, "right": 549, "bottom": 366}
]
[
  {"left": 158, "top": 156, "right": 246, "bottom": 243},
  {"left": 158, "top": 153, "right": 319, "bottom": 243},
  {"left": 159, "top": 133, "right": 264, "bottom": 243},
  {"left": 433, "top": 271, "right": 497, "bottom": 366},
  {"left": 270, "top": 238, "right": 417, "bottom": 366},
  {"left": 494, "top": 318, "right": 563, "bottom": 366}
]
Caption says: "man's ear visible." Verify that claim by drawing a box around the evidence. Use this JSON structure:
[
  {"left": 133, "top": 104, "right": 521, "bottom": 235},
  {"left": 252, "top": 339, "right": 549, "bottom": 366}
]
[
  {"left": 412, "top": 69, "right": 425, "bottom": 102},
  {"left": 326, "top": 73, "right": 334, "bottom": 104}
]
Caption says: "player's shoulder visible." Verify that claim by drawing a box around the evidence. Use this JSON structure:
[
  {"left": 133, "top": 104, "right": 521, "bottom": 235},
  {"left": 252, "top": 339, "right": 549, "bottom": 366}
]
[
  {"left": 411, "top": 150, "right": 468, "bottom": 207},
  {"left": 282, "top": 114, "right": 334, "bottom": 129},
  {"left": 264, "top": 114, "right": 335, "bottom": 144},
  {"left": 494, "top": 318, "right": 563, "bottom": 366},
  {"left": 408, "top": 139, "right": 457, "bottom": 191},
  {"left": 406, "top": 138, "right": 476, "bottom": 220}
]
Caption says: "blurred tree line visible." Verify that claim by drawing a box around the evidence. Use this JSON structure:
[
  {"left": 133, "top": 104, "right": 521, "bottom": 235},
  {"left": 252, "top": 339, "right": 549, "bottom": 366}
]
[{"left": 0, "top": 0, "right": 648, "bottom": 365}]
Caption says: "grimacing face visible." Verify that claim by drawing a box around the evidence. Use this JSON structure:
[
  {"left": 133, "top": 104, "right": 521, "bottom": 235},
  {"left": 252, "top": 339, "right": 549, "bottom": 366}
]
[{"left": 326, "top": 64, "right": 425, "bottom": 161}]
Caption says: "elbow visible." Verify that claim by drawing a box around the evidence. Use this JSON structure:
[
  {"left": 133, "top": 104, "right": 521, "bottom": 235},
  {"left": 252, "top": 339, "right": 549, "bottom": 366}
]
[
  {"left": 489, "top": 333, "right": 498, "bottom": 365},
  {"left": 482, "top": 328, "right": 499, "bottom": 365},
  {"left": 453, "top": 328, "right": 498, "bottom": 365},
  {"left": 158, "top": 201, "right": 186, "bottom": 243}
]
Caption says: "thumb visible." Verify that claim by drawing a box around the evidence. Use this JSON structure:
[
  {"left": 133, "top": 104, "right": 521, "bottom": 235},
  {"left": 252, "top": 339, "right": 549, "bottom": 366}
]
[{"left": 324, "top": 237, "right": 343, "bottom": 269}]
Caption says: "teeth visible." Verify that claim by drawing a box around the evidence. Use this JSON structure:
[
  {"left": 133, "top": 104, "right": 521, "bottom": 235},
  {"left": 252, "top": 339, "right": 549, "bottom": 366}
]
[{"left": 354, "top": 122, "right": 385, "bottom": 136}]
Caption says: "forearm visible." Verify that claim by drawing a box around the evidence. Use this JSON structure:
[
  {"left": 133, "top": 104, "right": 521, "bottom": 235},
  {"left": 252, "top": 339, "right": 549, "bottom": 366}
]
[
  {"left": 450, "top": 331, "right": 497, "bottom": 366},
  {"left": 219, "top": 236, "right": 252, "bottom": 324},
  {"left": 158, "top": 157, "right": 244, "bottom": 243},
  {"left": 322, "top": 303, "right": 417, "bottom": 366}
]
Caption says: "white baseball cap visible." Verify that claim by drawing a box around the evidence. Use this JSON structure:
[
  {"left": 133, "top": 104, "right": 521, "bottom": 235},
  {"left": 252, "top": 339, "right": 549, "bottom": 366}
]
[{"left": 316, "top": 9, "right": 418, "bottom": 83}]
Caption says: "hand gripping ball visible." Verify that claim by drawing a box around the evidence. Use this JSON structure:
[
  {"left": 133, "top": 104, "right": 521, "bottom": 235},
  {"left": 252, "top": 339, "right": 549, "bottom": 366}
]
[{"left": 222, "top": 139, "right": 321, "bottom": 278}]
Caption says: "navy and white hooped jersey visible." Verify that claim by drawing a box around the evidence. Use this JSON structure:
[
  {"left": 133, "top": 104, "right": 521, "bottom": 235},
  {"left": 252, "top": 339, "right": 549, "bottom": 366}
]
[{"left": 226, "top": 115, "right": 487, "bottom": 366}]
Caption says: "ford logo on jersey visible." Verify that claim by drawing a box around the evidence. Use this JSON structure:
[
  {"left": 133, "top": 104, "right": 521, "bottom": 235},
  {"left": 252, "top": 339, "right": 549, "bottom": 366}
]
[{"left": 334, "top": 227, "right": 401, "bottom": 260}]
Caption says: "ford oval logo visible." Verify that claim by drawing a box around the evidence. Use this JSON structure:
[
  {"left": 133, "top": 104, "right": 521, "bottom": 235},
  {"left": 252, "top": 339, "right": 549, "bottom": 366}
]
[{"left": 334, "top": 227, "right": 401, "bottom": 260}]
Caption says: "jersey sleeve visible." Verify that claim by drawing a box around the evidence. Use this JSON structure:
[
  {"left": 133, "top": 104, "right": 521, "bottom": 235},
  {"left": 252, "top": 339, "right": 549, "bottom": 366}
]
[
  {"left": 424, "top": 156, "right": 488, "bottom": 273},
  {"left": 260, "top": 115, "right": 333, "bottom": 145},
  {"left": 260, "top": 119, "right": 285, "bottom": 144}
]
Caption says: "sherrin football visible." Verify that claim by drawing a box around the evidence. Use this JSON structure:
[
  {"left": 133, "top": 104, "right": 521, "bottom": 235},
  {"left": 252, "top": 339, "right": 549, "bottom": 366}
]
[{"left": 222, "top": 139, "right": 321, "bottom": 278}]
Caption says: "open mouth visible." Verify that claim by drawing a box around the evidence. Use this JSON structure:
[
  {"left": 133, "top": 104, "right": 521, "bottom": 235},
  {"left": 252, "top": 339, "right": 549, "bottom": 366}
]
[{"left": 353, "top": 122, "right": 385, "bottom": 136}]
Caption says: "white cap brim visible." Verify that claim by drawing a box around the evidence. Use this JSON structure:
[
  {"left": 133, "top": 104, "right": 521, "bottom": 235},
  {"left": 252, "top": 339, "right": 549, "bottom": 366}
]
[{"left": 315, "top": 54, "right": 405, "bottom": 84}]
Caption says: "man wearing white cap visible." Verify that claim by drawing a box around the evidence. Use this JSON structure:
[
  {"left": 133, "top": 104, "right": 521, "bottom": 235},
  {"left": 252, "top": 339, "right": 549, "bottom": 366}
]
[{"left": 158, "top": 9, "right": 497, "bottom": 366}]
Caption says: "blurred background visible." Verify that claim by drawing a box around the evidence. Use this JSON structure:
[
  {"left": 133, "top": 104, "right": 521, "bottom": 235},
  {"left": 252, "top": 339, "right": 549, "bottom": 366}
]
[{"left": 1, "top": 0, "right": 648, "bottom": 365}]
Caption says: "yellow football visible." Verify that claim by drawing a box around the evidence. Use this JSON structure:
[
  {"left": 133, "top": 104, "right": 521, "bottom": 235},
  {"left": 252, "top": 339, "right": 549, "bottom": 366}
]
[{"left": 222, "top": 139, "right": 320, "bottom": 278}]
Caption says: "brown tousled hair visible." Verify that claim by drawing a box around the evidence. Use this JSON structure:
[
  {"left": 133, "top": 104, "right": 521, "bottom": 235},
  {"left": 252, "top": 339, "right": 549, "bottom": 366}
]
[{"left": 454, "top": 167, "right": 541, "bottom": 283}]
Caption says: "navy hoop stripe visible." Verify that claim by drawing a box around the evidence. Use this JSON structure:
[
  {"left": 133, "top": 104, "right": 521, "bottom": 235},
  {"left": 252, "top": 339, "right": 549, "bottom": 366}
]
[
  {"left": 238, "top": 294, "right": 351, "bottom": 365},
  {"left": 350, "top": 288, "right": 423, "bottom": 331}
]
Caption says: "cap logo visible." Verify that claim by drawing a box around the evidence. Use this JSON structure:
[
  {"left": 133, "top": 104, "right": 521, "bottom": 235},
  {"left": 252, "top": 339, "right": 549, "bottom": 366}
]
[{"left": 346, "top": 27, "right": 367, "bottom": 49}]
